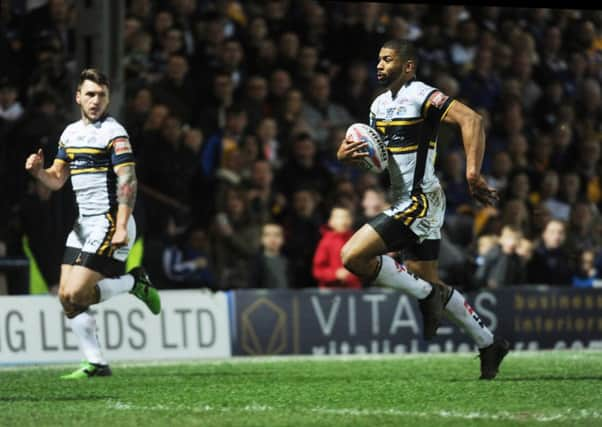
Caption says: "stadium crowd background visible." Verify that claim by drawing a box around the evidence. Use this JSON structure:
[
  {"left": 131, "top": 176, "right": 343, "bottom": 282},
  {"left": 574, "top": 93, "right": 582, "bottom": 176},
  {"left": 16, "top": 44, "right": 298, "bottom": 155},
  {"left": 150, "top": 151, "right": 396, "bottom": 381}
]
[{"left": 1, "top": 0, "right": 601, "bottom": 295}]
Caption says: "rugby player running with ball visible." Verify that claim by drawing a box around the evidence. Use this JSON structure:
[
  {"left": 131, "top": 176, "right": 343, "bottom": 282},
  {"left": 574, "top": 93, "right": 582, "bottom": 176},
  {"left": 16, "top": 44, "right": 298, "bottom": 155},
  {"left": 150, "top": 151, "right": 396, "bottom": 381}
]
[{"left": 337, "top": 40, "right": 509, "bottom": 380}]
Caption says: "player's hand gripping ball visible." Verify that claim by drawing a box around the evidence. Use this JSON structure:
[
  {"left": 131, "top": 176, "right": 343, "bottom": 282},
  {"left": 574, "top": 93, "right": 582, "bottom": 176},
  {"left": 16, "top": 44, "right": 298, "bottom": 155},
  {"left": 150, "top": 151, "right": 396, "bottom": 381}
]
[{"left": 345, "top": 123, "right": 388, "bottom": 173}]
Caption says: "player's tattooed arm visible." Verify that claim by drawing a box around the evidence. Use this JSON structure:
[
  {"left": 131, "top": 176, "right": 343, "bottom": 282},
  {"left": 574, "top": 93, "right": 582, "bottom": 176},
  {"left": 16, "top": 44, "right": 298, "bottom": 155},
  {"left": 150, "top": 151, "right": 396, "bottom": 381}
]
[
  {"left": 116, "top": 164, "right": 138, "bottom": 209},
  {"left": 111, "top": 164, "right": 137, "bottom": 248}
]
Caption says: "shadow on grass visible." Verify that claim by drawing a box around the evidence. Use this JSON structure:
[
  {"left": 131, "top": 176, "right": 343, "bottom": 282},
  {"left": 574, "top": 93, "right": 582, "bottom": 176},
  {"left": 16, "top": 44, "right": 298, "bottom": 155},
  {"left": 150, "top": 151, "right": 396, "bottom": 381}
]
[
  {"left": 449, "top": 375, "right": 602, "bottom": 382},
  {"left": 497, "top": 375, "right": 602, "bottom": 381}
]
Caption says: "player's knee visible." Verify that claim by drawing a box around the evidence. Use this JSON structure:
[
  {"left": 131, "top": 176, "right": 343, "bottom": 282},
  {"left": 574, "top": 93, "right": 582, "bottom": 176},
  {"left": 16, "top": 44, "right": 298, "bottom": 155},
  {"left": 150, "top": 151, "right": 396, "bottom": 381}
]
[
  {"left": 60, "top": 287, "right": 86, "bottom": 306},
  {"left": 69, "top": 288, "right": 91, "bottom": 307},
  {"left": 59, "top": 294, "right": 78, "bottom": 318},
  {"left": 58, "top": 288, "right": 72, "bottom": 306}
]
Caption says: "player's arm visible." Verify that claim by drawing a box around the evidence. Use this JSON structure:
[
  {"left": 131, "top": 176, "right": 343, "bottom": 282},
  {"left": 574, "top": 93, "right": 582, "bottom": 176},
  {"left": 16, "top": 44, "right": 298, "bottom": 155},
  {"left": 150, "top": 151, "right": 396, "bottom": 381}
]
[
  {"left": 442, "top": 100, "right": 499, "bottom": 206},
  {"left": 24, "top": 148, "right": 70, "bottom": 191},
  {"left": 111, "top": 163, "right": 137, "bottom": 247},
  {"left": 110, "top": 134, "right": 137, "bottom": 248}
]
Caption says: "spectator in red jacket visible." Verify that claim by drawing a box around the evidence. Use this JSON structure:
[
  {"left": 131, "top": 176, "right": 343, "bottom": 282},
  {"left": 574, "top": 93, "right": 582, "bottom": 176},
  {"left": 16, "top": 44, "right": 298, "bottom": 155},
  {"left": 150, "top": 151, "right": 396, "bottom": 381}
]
[{"left": 312, "top": 206, "right": 362, "bottom": 289}]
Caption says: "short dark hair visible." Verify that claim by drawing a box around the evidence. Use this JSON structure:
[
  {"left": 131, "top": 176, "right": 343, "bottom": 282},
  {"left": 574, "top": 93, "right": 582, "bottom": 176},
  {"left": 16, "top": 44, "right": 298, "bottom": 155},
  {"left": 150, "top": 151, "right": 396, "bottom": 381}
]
[
  {"left": 382, "top": 39, "right": 417, "bottom": 62},
  {"left": 78, "top": 68, "right": 110, "bottom": 89}
]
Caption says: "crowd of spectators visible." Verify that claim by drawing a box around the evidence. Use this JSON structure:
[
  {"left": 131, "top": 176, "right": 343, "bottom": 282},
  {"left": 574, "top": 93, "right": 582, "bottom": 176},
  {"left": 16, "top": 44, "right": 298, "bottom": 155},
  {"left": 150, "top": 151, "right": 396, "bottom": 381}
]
[{"left": 1, "top": 1, "right": 602, "bottom": 295}]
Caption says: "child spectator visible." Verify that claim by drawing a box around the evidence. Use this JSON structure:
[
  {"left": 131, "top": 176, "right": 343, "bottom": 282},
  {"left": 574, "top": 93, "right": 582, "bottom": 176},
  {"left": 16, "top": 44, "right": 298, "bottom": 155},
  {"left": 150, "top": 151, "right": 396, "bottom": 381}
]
[
  {"left": 249, "top": 222, "right": 291, "bottom": 289},
  {"left": 312, "top": 206, "right": 362, "bottom": 290},
  {"left": 572, "top": 249, "right": 602, "bottom": 288},
  {"left": 0, "top": 78, "right": 24, "bottom": 121},
  {"left": 162, "top": 227, "right": 215, "bottom": 290}
]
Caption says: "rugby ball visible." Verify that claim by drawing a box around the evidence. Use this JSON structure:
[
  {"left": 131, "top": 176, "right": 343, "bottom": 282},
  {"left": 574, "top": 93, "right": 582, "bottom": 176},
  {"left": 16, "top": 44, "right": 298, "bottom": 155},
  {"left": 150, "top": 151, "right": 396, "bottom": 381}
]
[{"left": 345, "top": 123, "right": 388, "bottom": 173}]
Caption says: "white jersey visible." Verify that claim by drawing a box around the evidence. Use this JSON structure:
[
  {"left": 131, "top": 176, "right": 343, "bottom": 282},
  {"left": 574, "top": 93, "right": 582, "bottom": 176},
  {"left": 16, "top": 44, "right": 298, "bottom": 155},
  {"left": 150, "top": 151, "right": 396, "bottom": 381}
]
[
  {"left": 56, "top": 116, "right": 135, "bottom": 216},
  {"left": 370, "top": 79, "right": 455, "bottom": 202}
]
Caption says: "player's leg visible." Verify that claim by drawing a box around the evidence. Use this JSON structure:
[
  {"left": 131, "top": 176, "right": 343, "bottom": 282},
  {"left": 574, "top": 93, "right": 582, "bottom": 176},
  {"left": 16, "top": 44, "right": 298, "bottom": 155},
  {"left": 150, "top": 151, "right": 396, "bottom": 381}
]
[
  {"left": 58, "top": 263, "right": 112, "bottom": 379},
  {"left": 405, "top": 257, "right": 510, "bottom": 379},
  {"left": 57, "top": 229, "right": 111, "bottom": 378},
  {"left": 57, "top": 215, "right": 156, "bottom": 379},
  {"left": 341, "top": 223, "right": 432, "bottom": 297},
  {"left": 341, "top": 215, "right": 446, "bottom": 339},
  {"left": 405, "top": 258, "right": 494, "bottom": 347},
  {"left": 96, "top": 266, "right": 160, "bottom": 314},
  {"left": 91, "top": 215, "right": 160, "bottom": 314}
]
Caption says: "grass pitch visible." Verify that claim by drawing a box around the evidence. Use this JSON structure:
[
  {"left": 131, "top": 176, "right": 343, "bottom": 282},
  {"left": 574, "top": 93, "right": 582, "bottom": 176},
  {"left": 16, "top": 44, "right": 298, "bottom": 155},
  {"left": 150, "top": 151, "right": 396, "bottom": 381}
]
[{"left": 1, "top": 351, "right": 601, "bottom": 427}]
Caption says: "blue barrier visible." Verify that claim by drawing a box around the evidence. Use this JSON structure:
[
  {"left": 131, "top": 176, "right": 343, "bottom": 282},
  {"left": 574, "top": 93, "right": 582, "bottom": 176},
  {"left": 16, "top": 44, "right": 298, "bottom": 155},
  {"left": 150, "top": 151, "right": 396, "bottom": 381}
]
[{"left": 229, "top": 287, "right": 602, "bottom": 355}]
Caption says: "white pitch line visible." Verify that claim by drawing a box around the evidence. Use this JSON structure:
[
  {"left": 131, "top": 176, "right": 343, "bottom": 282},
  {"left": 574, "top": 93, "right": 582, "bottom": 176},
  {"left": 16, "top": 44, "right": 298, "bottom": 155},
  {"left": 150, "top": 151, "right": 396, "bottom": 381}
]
[{"left": 105, "top": 400, "right": 602, "bottom": 423}]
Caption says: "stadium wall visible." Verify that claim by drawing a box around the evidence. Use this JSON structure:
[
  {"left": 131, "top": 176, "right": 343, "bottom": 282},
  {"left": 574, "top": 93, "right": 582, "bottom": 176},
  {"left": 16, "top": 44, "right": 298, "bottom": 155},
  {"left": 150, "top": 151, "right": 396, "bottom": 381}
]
[
  {"left": 0, "top": 290, "right": 231, "bottom": 365},
  {"left": 1, "top": 287, "right": 602, "bottom": 365}
]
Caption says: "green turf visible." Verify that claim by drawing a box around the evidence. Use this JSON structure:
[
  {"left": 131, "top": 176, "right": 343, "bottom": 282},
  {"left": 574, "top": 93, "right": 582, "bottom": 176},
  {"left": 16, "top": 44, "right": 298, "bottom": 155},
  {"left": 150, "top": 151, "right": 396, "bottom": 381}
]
[{"left": 1, "top": 351, "right": 601, "bottom": 427}]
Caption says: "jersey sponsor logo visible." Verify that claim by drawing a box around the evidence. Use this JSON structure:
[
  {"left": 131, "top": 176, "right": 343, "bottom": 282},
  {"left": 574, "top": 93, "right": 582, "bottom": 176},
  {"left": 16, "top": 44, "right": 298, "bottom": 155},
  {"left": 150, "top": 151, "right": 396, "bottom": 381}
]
[
  {"left": 385, "top": 107, "right": 396, "bottom": 120},
  {"left": 429, "top": 91, "right": 449, "bottom": 109},
  {"left": 114, "top": 138, "right": 133, "bottom": 155}
]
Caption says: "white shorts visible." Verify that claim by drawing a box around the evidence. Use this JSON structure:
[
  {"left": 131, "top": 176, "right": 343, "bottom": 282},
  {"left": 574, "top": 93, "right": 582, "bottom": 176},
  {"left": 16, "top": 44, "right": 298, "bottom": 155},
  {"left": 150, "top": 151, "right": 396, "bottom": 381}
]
[{"left": 64, "top": 213, "right": 136, "bottom": 276}]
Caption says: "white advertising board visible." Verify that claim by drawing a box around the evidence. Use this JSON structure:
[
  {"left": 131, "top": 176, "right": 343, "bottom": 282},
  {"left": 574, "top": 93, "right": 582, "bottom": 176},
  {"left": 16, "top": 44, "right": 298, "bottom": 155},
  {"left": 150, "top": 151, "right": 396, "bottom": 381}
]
[{"left": 0, "top": 290, "right": 231, "bottom": 365}]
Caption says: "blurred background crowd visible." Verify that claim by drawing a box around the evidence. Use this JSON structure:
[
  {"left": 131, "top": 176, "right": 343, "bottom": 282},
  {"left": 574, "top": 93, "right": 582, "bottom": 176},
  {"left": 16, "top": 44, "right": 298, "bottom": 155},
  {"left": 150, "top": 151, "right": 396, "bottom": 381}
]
[{"left": 1, "top": 0, "right": 602, "bottom": 295}]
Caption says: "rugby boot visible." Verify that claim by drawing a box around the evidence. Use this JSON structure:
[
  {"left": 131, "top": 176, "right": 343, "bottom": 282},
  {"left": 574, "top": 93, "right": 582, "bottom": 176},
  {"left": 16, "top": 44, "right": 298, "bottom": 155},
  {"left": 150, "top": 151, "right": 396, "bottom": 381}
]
[
  {"left": 479, "top": 337, "right": 511, "bottom": 380},
  {"left": 129, "top": 266, "right": 161, "bottom": 315},
  {"left": 60, "top": 361, "right": 112, "bottom": 379}
]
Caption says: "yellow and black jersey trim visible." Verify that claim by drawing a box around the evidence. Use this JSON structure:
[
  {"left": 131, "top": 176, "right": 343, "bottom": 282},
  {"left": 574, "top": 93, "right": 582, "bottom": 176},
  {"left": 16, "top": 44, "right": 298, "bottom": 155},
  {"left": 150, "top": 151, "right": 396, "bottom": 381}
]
[
  {"left": 65, "top": 147, "right": 106, "bottom": 155},
  {"left": 374, "top": 118, "right": 424, "bottom": 127},
  {"left": 113, "top": 161, "right": 136, "bottom": 171},
  {"left": 420, "top": 89, "right": 439, "bottom": 117},
  {"left": 70, "top": 166, "right": 110, "bottom": 175},
  {"left": 63, "top": 146, "right": 110, "bottom": 161},
  {"left": 393, "top": 193, "right": 429, "bottom": 226},
  {"left": 440, "top": 99, "right": 456, "bottom": 121},
  {"left": 374, "top": 117, "right": 423, "bottom": 136},
  {"left": 387, "top": 141, "right": 437, "bottom": 154},
  {"left": 97, "top": 213, "right": 116, "bottom": 256}
]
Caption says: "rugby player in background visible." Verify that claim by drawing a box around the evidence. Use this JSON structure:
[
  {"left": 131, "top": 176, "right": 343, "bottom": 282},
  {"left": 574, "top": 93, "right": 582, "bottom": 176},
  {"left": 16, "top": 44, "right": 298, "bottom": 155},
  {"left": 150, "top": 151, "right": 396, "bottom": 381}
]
[
  {"left": 337, "top": 40, "right": 510, "bottom": 380},
  {"left": 25, "top": 69, "right": 161, "bottom": 379}
]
